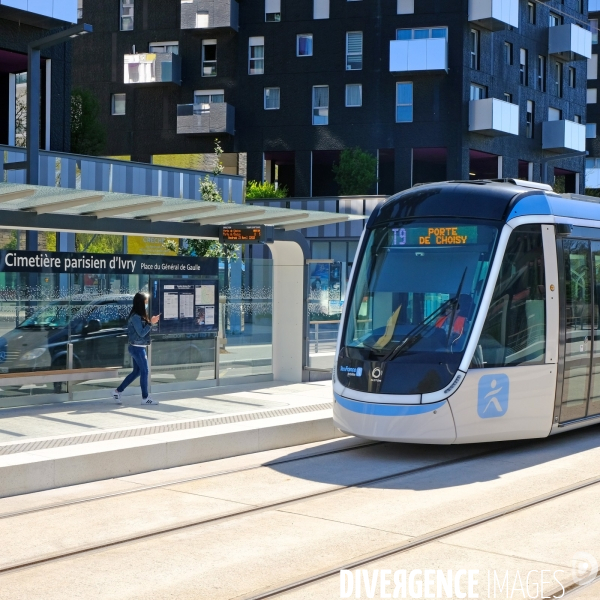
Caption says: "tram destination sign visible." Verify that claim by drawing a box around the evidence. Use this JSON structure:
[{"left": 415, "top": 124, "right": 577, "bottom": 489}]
[
  {"left": 219, "top": 225, "right": 273, "bottom": 244},
  {"left": 0, "top": 250, "right": 218, "bottom": 276},
  {"left": 389, "top": 226, "right": 479, "bottom": 247}
]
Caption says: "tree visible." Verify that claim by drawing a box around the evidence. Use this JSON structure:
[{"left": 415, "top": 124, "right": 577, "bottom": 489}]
[
  {"left": 246, "top": 180, "right": 288, "bottom": 199},
  {"left": 71, "top": 88, "right": 106, "bottom": 156},
  {"left": 164, "top": 139, "right": 238, "bottom": 261},
  {"left": 333, "top": 147, "right": 377, "bottom": 196}
]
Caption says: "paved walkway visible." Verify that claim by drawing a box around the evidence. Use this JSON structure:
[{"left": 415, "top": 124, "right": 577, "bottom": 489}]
[{"left": 0, "top": 380, "right": 333, "bottom": 449}]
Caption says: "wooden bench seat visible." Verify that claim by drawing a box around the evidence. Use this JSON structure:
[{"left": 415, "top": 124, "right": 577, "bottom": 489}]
[{"left": 0, "top": 367, "right": 122, "bottom": 387}]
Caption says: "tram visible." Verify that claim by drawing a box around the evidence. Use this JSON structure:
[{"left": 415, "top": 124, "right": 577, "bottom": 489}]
[{"left": 333, "top": 179, "right": 600, "bottom": 443}]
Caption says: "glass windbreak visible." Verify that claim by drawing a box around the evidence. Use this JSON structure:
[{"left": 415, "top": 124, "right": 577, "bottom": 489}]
[{"left": 341, "top": 221, "right": 498, "bottom": 394}]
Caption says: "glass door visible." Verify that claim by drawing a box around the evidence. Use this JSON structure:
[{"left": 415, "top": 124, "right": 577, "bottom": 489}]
[{"left": 560, "top": 239, "right": 593, "bottom": 422}]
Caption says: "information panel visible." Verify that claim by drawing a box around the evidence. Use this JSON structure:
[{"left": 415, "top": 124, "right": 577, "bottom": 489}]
[
  {"left": 219, "top": 226, "right": 273, "bottom": 244},
  {"left": 389, "top": 226, "right": 478, "bottom": 247},
  {"left": 151, "top": 279, "right": 219, "bottom": 334}
]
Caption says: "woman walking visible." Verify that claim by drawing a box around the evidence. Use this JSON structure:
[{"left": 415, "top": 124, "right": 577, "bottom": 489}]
[{"left": 113, "top": 292, "right": 160, "bottom": 405}]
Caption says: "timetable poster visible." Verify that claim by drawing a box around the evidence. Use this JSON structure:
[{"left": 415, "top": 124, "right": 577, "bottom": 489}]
[{"left": 151, "top": 279, "right": 219, "bottom": 334}]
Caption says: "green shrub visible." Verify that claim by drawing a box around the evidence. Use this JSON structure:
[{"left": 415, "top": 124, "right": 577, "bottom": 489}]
[
  {"left": 333, "top": 147, "right": 377, "bottom": 196},
  {"left": 246, "top": 181, "right": 288, "bottom": 199}
]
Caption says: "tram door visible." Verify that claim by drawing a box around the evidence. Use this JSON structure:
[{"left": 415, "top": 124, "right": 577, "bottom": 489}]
[{"left": 559, "top": 239, "right": 600, "bottom": 422}]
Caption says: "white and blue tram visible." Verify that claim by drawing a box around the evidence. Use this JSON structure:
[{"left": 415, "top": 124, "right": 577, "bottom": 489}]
[{"left": 333, "top": 179, "right": 600, "bottom": 443}]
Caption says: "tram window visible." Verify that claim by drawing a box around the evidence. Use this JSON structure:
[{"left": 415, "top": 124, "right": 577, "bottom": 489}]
[{"left": 472, "top": 226, "right": 545, "bottom": 368}]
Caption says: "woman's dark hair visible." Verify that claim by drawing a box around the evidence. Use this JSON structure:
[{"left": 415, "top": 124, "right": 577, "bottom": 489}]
[{"left": 129, "top": 292, "right": 150, "bottom": 323}]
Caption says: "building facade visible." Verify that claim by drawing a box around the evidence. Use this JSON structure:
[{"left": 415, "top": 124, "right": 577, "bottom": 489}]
[
  {"left": 72, "top": 0, "right": 591, "bottom": 196},
  {"left": 0, "top": 0, "right": 78, "bottom": 153},
  {"left": 586, "top": 0, "right": 600, "bottom": 188}
]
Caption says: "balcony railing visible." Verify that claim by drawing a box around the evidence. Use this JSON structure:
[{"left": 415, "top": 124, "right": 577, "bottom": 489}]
[
  {"left": 469, "top": 98, "right": 519, "bottom": 137},
  {"left": 181, "top": 0, "right": 239, "bottom": 31},
  {"left": 468, "top": 0, "right": 518, "bottom": 31},
  {"left": 542, "top": 120, "right": 586, "bottom": 153},
  {"left": 177, "top": 103, "right": 235, "bottom": 136},
  {"left": 389, "top": 38, "right": 448, "bottom": 73},
  {"left": 0, "top": 0, "right": 77, "bottom": 26},
  {"left": 124, "top": 53, "right": 182, "bottom": 85},
  {"left": 549, "top": 24, "right": 592, "bottom": 62}
]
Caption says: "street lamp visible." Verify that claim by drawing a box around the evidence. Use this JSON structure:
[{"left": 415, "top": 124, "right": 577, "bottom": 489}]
[{"left": 26, "top": 23, "right": 93, "bottom": 185}]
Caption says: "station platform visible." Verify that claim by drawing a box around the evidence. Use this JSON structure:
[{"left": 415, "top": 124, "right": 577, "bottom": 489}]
[{"left": 0, "top": 380, "right": 342, "bottom": 498}]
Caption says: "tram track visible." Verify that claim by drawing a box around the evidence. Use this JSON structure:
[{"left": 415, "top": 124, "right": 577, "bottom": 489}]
[
  {"left": 0, "top": 444, "right": 512, "bottom": 576},
  {"left": 0, "top": 439, "right": 382, "bottom": 520},
  {"left": 239, "top": 473, "right": 600, "bottom": 600}
]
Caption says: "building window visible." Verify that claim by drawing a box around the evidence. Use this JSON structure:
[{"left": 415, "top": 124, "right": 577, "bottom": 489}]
[
  {"left": 470, "top": 29, "right": 479, "bottom": 70},
  {"left": 548, "top": 107, "right": 562, "bottom": 121},
  {"left": 537, "top": 55, "right": 546, "bottom": 91},
  {"left": 346, "top": 84, "right": 362, "bottom": 107},
  {"left": 504, "top": 92, "right": 512, "bottom": 103},
  {"left": 346, "top": 32, "right": 363, "bottom": 71},
  {"left": 111, "top": 93, "right": 126, "bottom": 115},
  {"left": 397, "top": 0, "right": 414, "bottom": 14},
  {"left": 576, "top": 0, "right": 583, "bottom": 12},
  {"left": 149, "top": 42, "right": 179, "bottom": 54},
  {"left": 265, "top": 0, "right": 281, "bottom": 22},
  {"left": 297, "top": 34, "right": 313, "bottom": 57},
  {"left": 314, "top": 0, "right": 330, "bottom": 19},
  {"left": 527, "top": 2, "right": 535, "bottom": 24},
  {"left": 588, "top": 88, "right": 598, "bottom": 103},
  {"left": 194, "top": 89, "right": 224, "bottom": 105},
  {"left": 587, "top": 123, "right": 597, "bottom": 138},
  {"left": 196, "top": 12, "right": 209, "bottom": 28},
  {"left": 520, "top": 48, "right": 528, "bottom": 85},
  {"left": 574, "top": 114, "right": 581, "bottom": 123},
  {"left": 570, "top": 66, "right": 577, "bottom": 87},
  {"left": 77, "top": 0, "right": 82, "bottom": 19},
  {"left": 549, "top": 13, "right": 561, "bottom": 27},
  {"left": 592, "top": 20, "right": 599, "bottom": 45},
  {"left": 526, "top": 100, "right": 534, "bottom": 138},
  {"left": 120, "top": 0, "right": 134, "bottom": 31},
  {"left": 504, "top": 42, "right": 513, "bottom": 66},
  {"left": 312, "top": 86, "right": 329, "bottom": 125},
  {"left": 264, "top": 87, "right": 280, "bottom": 110},
  {"left": 396, "top": 28, "right": 447, "bottom": 40},
  {"left": 396, "top": 82, "right": 413, "bottom": 122},
  {"left": 249, "top": 37, "right": 265, "bottom": 75},
  {"left": 469, "top": 83, "right": 486, "bottom": 100},
  {"left": 555, "top": 61, "right": 563, "bottom": 97},
  {"left": 202, "top": 40, "right": 217, "bottom": 77},
  {"left": 589, "top": 56, "right": 598, "bottom": 80}
]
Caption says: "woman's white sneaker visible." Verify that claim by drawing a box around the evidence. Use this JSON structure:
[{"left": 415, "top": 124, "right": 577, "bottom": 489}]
[
  {"left": 141, "top": 396, "right": 158, "bottom": 405},
  {"left": 112, "top": 389, "right": 122, "bottom": 405}
]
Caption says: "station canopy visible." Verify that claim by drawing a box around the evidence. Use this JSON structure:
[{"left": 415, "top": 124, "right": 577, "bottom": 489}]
[{"left": 0, "top": 183, "right": 365, "bottom": 239}]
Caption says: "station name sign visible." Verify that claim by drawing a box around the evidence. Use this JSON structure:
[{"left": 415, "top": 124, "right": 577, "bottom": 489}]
[
  {"left": 219, "top": 225, "right": 274, "bottom": 244},
  {"left": 0, "top": 250, "right": 218, "bottom": 276}
]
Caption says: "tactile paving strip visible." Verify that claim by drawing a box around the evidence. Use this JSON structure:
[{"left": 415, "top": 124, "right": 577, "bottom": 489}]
[{"left": 0, "top": 402, "right": 334, "bottom": 456}]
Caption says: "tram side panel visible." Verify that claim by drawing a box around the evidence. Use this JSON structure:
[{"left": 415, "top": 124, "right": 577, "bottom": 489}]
[{"left": 449, "top": 223, "right": 559, "bottom": 443}]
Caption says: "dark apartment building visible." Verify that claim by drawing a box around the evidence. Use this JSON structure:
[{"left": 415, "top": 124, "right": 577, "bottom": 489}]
[
  {"left": 586, "top": 0, "right": 600, "bottom": 188},
  {"left": 0, "top": 0, "right": 77, "bottom": 152},
  {"left": 72, "top": 0, "right": 592, "bottom": 197}
]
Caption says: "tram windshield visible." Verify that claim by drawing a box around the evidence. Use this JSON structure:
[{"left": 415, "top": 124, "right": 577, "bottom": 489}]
[{"left": 342, "top": 221, "right": 499, "bottom": 393}]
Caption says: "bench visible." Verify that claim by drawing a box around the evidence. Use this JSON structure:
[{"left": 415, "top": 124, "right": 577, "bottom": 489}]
[{"left": 0, "top": 367, "right": 122, "bottom": 388}]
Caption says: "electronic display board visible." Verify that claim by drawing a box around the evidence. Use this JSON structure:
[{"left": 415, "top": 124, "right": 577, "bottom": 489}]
[
  {"left": 388, "top": 226, "right": 479, "bottom": 247},
  {"left": 219, "top": 226, "right": 273, "bottom": 244}
]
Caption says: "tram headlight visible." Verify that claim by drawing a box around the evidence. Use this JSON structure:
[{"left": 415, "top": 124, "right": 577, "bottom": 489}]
[{"left": 22, "top": 348, "right": 47, "bottom": 361}]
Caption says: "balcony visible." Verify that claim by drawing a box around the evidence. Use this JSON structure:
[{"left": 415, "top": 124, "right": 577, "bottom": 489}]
[
  {"left": 181, "top": 0, "right": 239, "bottom": 31},
  {"left": 124, "top": 53, "right": 181, "bottom": 85},
  {"left": 389, "top": 38, "right": 448, "bottom": 73},
  {"left": 468, "top": 0, "right": 518, "bottom": 31},
  {"left": 177, "top": 103, "right": 235, "bottom": 136},
  {"left": 542, "top": 120, "right": 586, "bottom": 153},
  {"left": 469, "top": 98, "right": 519, "bottom": 137},
  {"left": 549, "top": 24, "right": 592, "bottom": 62},
  {"left": 0, "top": 0, "right": 77, "bottom": 27}
]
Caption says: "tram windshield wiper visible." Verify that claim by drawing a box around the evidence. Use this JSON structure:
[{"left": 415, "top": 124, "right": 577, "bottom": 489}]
[{"left": 444, "top": 267, "right": 468, "bottom": 349}]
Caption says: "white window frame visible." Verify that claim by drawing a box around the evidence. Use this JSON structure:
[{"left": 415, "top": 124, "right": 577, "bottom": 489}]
[
  {"left": 314, "top": 0, "right": 330, "bottom": 19},
  {"left": 537, "top": 55, "right": 546, "bottom": 92},
  {"left": 120, "top": 0, "right": 134, "bottom": 31},
  {"left": 265, "top": 0, "right": 281, "bottom": 22},
  {"left": 526, "top": 100, "right": 534, "bottom": 138},
  {"left": 297, "top": 34, "right": 313, "bottom": 57},
  {"left": 469, "top": 83, "right": 486, "bottom": 101},
  {"left": 397, "top": 0, "right": 414, "bottom": 14},
  {"left": 470, "top": 29, "right": 479, "bottom": 70},
  {"left": 345, "top": 84, "right": 362, "bottom": 107},
  {"left": 548, "top": 107, "right": 562, "bottom": 121},
  {"left": 202, "top": 39, "right": 217, "bottom": 77},
  {"left": 312, "top": 85, "right": 329, "bottom": 125},
  {"left": 264, "top": 87, "right": 280, "bottom": 110},
  {"left": 249, "top": 37, "right": 265, "bottom": 75},
  {"left": 396, "top": 82, "right": 413, "bottom": 123},
  {"left": 396, "top": 27, "right": 447, "bottom": 41},
  {"left": 589, "top": 55, "right": 598, "bottom": 80},
  {"left": 587, "top": 123, "right": 597, "bottom": 139},
  {"left": 196, "top": 12, "right": 209, "bottom": 28},
  {"left": 149, "top": 42, "right": 179, "bottom": 54},
  {"left": 346, "top": 32, "right": 363, "bottom": 71},
  {"left": 588, "top": 88, "right": 598, "bottom": 104},
  {"left": 194, "top": 89, "right": 225, "bottom": 105},
  {"left": 111, "top": 93, "right": 126, "bottom": 115}
]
